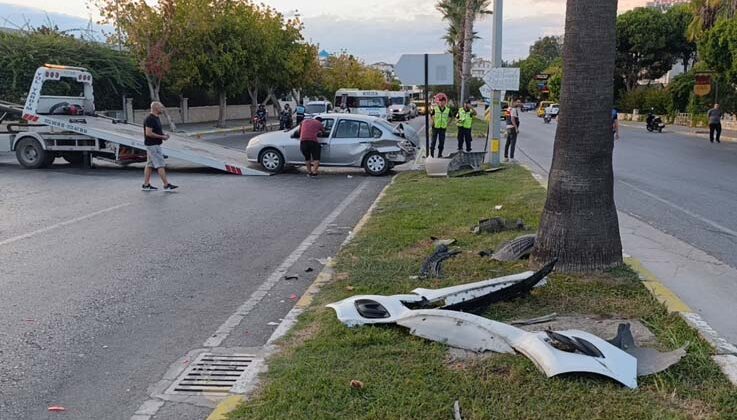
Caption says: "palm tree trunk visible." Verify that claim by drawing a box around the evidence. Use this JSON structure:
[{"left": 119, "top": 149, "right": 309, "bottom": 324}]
[
  {"left": 530, "top": 0, "right": 622, "bottom": 272},
  {"left": 217, "top": 91, "right": 227, "bottom": 128},
  {"left": 460, "top": 0, "right": 475, "bottom": 103}
]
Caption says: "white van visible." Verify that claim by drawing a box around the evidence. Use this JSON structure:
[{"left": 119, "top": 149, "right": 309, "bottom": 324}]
[
  {"left": 304, "top": 100, "right": 333, "bottom": 117},
  {"left": 334, "top": 89, "right": 389, "bottom": 120}
]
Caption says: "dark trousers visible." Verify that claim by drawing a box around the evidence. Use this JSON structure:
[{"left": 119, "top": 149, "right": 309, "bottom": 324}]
[
  {"left": 431, "top": 128, "right": 446, "bottom": 157},
  {"left": 709, "top": 123, "right": 722, "bottom": 143},
  {"left": 505, "top": 127, "right": 518, "bottom": 159},
  {"left": 457, "top": 127, "right": 472, "bottom": 152}
]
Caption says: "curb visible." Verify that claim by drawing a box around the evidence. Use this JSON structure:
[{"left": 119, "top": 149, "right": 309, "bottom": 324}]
[
  {"left": 207, "top": 175, "right": 398, "bottom": 419},
  {"left": 524, "top": 164, "right": 737, "bottom": 385},
  {"left": 619, "top": 122, "right": 737, "bottom": 144}
]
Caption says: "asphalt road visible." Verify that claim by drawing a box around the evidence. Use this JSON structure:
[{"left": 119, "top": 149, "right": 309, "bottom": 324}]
[
  {"left": 0, "top": 128, "right": 397, "bottom": 419},
  {"left": 515, "top": 112, "right": 737, "bottom": 270}
]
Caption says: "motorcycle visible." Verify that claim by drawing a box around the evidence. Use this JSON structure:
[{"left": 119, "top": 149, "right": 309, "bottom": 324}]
[
  {"left": 252, "top": 115, "right": 268, "bottom": 132},
  {"left": 543, "top": 113, "right": 553, "bottom": 124},
  {"left": 646, "top": 113, "right": 665, "bottom": 133},
  {"left": 279, "top": 110, "right": 293, "bottom": 130}
]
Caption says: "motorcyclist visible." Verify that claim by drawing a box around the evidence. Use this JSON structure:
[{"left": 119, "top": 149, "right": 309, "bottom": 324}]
[
  {"left": 544, "top": 104, "right": 559, "bottom": 120},
  {"left": 646, "top": 108, "right": 655, "bottom": 127},
  {"left": 256, "top": 104, "right": 268, "bottom": 128},
  {"left": 280, "top": 104, "right": 293, "bottom": 130}
]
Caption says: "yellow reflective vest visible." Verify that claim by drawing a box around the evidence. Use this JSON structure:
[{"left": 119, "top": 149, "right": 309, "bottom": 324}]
[
  {"left": 458, "top": 108, "right": 475, "bottom": 129},
  {"left": 432, "top": 106, "right": 450, "bottom": 129}
]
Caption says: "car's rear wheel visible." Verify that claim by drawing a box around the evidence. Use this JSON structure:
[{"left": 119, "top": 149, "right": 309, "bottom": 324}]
[
  {"left": 363, "top": 152, "right": 389, "bottom": 176},
  {"left": 259, "top": 148, "right": 285, "bottom": 173}
]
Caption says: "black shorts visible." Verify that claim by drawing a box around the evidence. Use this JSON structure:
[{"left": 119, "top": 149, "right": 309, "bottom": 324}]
[{"left": 300, "top": 141, "right": 321, "bottom": 161}]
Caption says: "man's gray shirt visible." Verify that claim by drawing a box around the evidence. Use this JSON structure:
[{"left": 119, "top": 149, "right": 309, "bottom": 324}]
[{"left": 708, "top": 108, "right": 722, "bottom": 125}]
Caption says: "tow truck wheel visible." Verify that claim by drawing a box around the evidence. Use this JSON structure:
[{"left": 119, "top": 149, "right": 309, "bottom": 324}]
[{"left": 15, "top": 137, "right": 49, "bottom": 169}]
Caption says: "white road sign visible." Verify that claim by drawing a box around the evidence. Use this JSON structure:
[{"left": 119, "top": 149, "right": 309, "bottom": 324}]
[
  {"left": 395, "top": 54, "right": 454, "bottom": 86},
  {"left": 483, "top": 67, "right": 521, "bottom": 91},
  {"left": 479, "top": 84, "right": 493, "bottom": 99}
]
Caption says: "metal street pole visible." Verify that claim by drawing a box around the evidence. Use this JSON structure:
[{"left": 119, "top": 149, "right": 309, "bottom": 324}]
[
  {"left": 424, "top": 53, "right": 430, "bottom": 157},
  {"left": 486, "top": 0, "right": 503, "bottom": 166}
]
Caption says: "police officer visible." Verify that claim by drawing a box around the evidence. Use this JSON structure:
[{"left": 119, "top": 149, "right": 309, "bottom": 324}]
[
  {"left": 430, "top": 94, "right": 450, "bottom": 157},
  {"left": 456, "top": 100, "right": 476, "bottom": 152}
]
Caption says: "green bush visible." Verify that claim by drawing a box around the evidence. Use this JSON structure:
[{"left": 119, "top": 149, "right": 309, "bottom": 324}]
[{"left": 617, "top": 86, "right": 672, "bottom": 114}]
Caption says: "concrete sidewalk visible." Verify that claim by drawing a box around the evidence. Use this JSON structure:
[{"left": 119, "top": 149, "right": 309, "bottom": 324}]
[{"left": 621, "top": 121, "right": 737, "bottom": 143}]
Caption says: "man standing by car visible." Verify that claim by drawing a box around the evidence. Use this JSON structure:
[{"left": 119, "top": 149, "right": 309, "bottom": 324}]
[
  {"left": 299, "top": 116, "right": 324, "bottom": 177},
  {"left": 708, "top": 103, "right": 722, "bottom": 143},
  {"left": 429, "top": 94, "right": 450, "bottom": 157},
  {"left": 456, "top": 100, "right": 476, "bottom": 152},
  {"left": 142, "top": 102, "right": 177, "bottom": 191}
]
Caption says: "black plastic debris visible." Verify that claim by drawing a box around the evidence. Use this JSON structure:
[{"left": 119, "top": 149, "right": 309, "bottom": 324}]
[
  {"left": 490, "top": 234, "right": 536, "bottom": 261},
  {"left": 419, "top": 244, "right": 461, "bottom": 278},
  {"left": 472, "top": 217, "right": 526, "bottom": 234}
]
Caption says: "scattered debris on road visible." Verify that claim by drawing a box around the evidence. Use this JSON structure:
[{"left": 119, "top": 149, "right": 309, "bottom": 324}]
[
  {"left": 487, "top": 234, "right": 536, "bottom": 261},
  {"left": 48, "top": 406, "right": 66, "bottom": 412},
  {"left": 430, "top": 236, "right": 456, "bottom": 247},
  {"left": 511, "top": 313, "right": 558, "bottom": 326},
  {"left": 284, "top": 274, "right": 299, "bottom": 280},
  {"left": 608, "top": 323, "right": 688, "bottom": 376},
  {"left": 419, "top": 244, "right": 461, "bottom": 278},
  {"left": 472, "top": 217, "right": 526, "bottom": 234},
  {"left": 267, "top": 322, "right": 280, "bottom": 326},
  {"left": 305, "top": 267, "right": 314, "bottom": 273},
  {"left": 453, "top": 400, "right": 463, "bottom": 420},
  {"left": 289, "top": 294, "right": 299, "bottom": 301}
]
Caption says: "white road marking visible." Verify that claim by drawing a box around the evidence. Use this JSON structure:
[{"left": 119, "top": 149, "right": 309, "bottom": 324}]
[
  {"left": 618, "top": 180, "right": 737, "bottom": 238},
  {"left": 0, "top": 202, "right": 132, "bottom": 247},
  {"left": 202, "top": 179, "right": 371, "bottom": 348}
]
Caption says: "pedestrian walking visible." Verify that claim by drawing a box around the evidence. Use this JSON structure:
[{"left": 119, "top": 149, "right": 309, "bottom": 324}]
[
  {"left": 142, "top": 102, "right": 177, "bottom": 192},
  {"left": 429, "top": 94, "right": 450, "bottom": 157},
  {"left": 708, "top": 103, "right": 722, "bottom": 143},
  {"left": 612, "top": 108, "right": 620, "bottom": 141},
  {"left": 504, "top": 100, "right": 521, "bottom": 162},
  {"left": 456, "top": 100, "right": 476, "bottom": 152},
  {"left": 299, "top": 116, "right": 324, "bottom": 177}
]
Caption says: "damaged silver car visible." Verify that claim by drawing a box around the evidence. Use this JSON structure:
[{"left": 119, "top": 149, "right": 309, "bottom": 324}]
[{"left": 245, "top": 114, "right": 418, "bottom": 176}]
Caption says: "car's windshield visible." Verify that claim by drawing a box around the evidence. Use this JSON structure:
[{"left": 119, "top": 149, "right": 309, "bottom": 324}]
[
  {"left": 390, "top": 97, "right": 406, "bottom": 105},
  {"left": 305, "top": 104, "right": 326, "bottom": 114},
  {"left": 356, "top": 97, "right": 388, "bottom": 108}
]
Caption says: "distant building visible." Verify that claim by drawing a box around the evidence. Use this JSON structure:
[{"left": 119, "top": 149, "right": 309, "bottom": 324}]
[
  {"left": 370, "top": 62, "right": 395, "bottom": 81},
  {"left": 645, "top": 0, "right": 689, "bottom": 11},
  {"left": 318, "top": 50, "right": 331, "bottom": 66},
  {"left": 471, "top": 58, "right": 492, "bottom": 79}
]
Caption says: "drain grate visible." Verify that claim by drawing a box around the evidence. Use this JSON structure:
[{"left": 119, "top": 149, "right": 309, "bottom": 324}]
[{"left": 166, "top": 353, "right": 255, "bottom": 395}]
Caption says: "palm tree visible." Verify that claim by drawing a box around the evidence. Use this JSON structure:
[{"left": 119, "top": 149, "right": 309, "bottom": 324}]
[
  {"left": 530, "top": 0, "right": 622, "bottom": 272},
  {"left": 687, "top": 0, "right": 723, "bottom": 41},
  {"left": 436, "top": 0, "right": 490, "bottom": 100}
]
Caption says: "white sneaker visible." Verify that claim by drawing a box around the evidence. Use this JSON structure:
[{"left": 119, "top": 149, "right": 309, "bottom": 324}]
[{"left": 503, "top": 158, "right": 509, "bottom": 162}]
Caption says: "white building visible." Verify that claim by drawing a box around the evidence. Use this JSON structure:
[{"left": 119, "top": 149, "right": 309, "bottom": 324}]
[
  {"left": 646, "top": 0, "right": 689, "bottom": 10},
  {"left": 370, "top": 62, "right": 395, "bottom": 81},
  {"left": 471, "top": 58, "right": 492, "bottom": 79}
]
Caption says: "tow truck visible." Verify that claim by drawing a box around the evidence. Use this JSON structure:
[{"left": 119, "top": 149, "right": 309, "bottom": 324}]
[{"left": 0, "top": 65, "right": 267, "bottom": 175}]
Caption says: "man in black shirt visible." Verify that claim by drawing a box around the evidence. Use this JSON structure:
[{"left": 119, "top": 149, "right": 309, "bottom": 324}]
[{"left": 142, "top": 102, "right": 178, "bottom": 191}]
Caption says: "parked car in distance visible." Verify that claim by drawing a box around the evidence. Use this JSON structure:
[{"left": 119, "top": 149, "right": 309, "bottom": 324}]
[
  {"left": 388, "top": 92, "right": 416, "bottom": 121},
  {"left": 304, "top": 101, "right": 333, "bottom": 117},
  {"left": 245, "top": 114, "right": 419, "bottom": 176},
  {"left": 413, "top": 100, "right": 428, "bottom": 115}
]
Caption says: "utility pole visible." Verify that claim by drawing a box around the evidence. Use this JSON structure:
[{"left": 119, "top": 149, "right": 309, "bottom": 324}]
[{"left": 486, "top": 0, "right": 503, "bottom": 166}]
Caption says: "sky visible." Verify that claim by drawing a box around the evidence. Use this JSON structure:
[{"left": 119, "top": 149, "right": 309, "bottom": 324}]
[{"left": 0, "top": 0, "right": 651, "bottom": 64}]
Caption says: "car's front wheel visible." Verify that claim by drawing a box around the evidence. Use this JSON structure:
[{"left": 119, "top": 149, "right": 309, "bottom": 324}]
[
  {"left": 259, "top": 148, "right": 285, "bottom": 173},
  {"left": 363, "top": 152, "right": 389, "bottom": 176}
]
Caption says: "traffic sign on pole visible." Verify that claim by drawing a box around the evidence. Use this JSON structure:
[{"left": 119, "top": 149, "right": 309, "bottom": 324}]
[
  {"left": 395, "top": 54, "right": 454, "bottom": 86},
  {"left": 483, "top": 67, "right": 520, "bottom": 91},
  {"left": 479, "top": 84, "right": 493, "bottom": 99}
]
